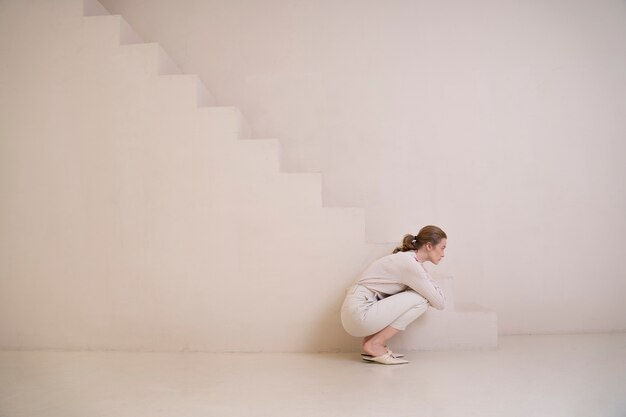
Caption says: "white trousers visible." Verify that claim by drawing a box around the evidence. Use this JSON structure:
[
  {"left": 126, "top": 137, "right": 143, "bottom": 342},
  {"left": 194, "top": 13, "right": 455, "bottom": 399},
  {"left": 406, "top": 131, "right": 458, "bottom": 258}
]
[{"left": 341, "top": 284, "right": 429, "bottom": 337}]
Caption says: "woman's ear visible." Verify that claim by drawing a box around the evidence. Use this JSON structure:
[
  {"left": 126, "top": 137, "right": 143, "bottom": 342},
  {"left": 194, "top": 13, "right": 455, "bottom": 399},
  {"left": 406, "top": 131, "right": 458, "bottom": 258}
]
[{"left": 425, "top": 242, "right": 433, "bottom": 251}]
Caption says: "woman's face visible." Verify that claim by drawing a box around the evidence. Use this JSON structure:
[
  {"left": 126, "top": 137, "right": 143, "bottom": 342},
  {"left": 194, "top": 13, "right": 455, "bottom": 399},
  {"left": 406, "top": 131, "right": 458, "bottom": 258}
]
[{"left": 428, "top": 239, "right": 447, "bottom": 264}]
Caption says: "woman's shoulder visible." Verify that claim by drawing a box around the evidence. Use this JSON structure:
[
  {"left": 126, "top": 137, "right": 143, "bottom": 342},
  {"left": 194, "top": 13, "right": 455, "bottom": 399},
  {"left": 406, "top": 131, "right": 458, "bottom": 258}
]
[
  {"left": 380, "top": 251, "right": 416, "bottom": 265},
  {"left": 392, "top": 250, "right": 416, "bottom": 259}
]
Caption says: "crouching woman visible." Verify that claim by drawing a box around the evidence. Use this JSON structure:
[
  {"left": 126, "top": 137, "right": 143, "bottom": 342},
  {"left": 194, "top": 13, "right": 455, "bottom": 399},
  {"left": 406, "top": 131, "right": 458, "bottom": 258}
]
[{"left": 341, "top": 225, "right": 447, "bottom": 365}]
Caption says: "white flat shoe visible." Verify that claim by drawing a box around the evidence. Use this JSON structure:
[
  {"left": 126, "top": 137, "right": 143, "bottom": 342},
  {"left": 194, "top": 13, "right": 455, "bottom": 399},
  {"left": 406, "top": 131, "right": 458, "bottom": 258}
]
[
  {"left": 361, "top": 352, "right": 409, "bottom": 365},
  {"left": 388, "top": 349, "right": 404, "bottom": 358},
  {"left": 361, "top": 348, "right": 404, "bottom": 359}
]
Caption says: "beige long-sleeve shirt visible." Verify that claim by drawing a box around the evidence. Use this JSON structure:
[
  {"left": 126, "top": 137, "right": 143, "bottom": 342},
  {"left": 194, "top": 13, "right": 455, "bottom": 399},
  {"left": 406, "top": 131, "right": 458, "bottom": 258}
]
[{"left": 356, "top": 250, "right": 446, "bottom": 310}]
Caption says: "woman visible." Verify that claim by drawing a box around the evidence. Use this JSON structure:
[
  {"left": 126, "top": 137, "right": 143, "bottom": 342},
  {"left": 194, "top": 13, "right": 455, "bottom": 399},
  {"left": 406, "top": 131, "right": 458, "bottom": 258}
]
[{"left": 341, "top": 225, "right": 447, "bottom": 365}]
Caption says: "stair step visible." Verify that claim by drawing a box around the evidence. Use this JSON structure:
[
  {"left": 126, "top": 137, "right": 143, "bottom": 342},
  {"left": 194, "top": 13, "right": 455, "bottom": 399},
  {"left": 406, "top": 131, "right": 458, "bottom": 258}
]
[
  {"left": 275, "top": 172, "right": 323, "bottom": 208},
  {"left": 205, "top": 169, "right": 324, "bottom": 209},
  {"left": 119, "top": 16, "right": 143, "bottom": 45},
  {"left": 82, "top": 15, "right": 122, "bottom": 50},
  {"left": 197, "top": 106, "right": 251, "bottom": 142},
  {"left": 320, "top": 207, "right": 367, "bottom": 243},
  {"left": 156, "top": 74, "right": 216, "bottom": 110},
  {"left": 83, "top": 15, "right": 142, "bottom": 49},
  {"left": 117, "top": 43, "right": 181, "bottom": 76},
  {"left": 83, "top": 0, "right": 109, "bottom": 16},
  {"left": 393, "top": 306, "right": 498, "bottom": 350},
  {"left": 235, "top": 139, "right": 282, "bottom": 174}
]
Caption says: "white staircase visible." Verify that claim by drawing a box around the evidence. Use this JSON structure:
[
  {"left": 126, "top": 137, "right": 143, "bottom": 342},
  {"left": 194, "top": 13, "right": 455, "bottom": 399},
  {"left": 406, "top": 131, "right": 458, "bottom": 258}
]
[{"left": 0, "top": 0, "right": 497, "bottom": 352}]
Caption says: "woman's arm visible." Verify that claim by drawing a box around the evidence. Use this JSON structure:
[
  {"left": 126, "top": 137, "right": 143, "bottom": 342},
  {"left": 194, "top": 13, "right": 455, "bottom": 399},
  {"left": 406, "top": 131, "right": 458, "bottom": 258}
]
[{"left": 404, "top": 263, "right": 446, "bottom": 310}]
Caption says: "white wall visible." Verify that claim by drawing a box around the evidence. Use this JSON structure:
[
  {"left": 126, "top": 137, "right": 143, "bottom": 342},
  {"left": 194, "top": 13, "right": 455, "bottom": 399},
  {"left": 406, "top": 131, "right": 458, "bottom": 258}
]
[
  {"left": 98, "top": 0, "right": 626, "bottom": 334},
  {"left": 0, "top": 0, "right": 373, "bottom": 352}
]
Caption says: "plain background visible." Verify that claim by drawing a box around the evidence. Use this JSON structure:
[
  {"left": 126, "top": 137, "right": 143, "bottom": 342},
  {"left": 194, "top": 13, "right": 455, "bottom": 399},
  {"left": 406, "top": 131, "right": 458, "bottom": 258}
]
[{"left": 1, "top": 0, "right": 625, "bottom": 353}]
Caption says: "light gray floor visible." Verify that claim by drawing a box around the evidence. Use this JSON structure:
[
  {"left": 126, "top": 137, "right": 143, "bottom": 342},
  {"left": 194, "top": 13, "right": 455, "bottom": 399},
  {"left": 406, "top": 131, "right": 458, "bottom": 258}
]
[{"left": 1, "top": 334, "right": 625, "bottom": 417}]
